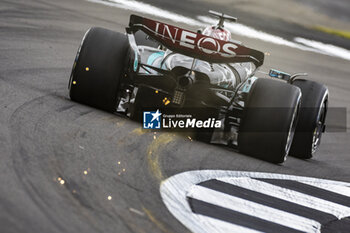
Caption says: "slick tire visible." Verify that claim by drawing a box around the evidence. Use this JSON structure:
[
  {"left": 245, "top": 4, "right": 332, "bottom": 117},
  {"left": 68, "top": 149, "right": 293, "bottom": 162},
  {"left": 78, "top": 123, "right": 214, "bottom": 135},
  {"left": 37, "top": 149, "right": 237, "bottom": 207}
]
[
  {"left": 238, "top": 78, "right": 301, "bottom": 163},
  {"left": 289, "top": 79, "right": 328, "bottom": 159},
  {"left": 69, "top": 27, "right": 129, "bottom": 112}
]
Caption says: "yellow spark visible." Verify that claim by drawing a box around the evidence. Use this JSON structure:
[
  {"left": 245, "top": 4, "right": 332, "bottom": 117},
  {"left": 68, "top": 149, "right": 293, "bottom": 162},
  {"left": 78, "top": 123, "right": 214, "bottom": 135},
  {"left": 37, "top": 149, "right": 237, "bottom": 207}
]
[
  {"left": 85, "top": 67, "right": 89, "bottom": 71},
  {"left": 107, "top": 196, "right": 112, "bottom": 200},
  {"left": 72, "top": 81, "right": 76, "bottom": 85},
  {"left": 57, "top": 177, "right": 62, "bottom": 181},
  {"left": 153, "top": 135, "right": 156, "bottom": 139},
  {"left": 164, "top": 100, "right": 170, "bottom": 105},
  {"left": 155, "top": 90, "right": 159, "bottom": 94},
  {"left": 117, "top": 161, "right": 121, "bottom": 165},
  {"left": 60, "top": 179, "right": 65, "bottom": 185},
  {"left": 122, "top": 168, "right": 126, "bottom": 172},
  {"left": 162, "top": 97, "right": 167, "bottom": 103},
  {"left": 147, "top": 133, "right": 174, "bottom": 181},
  {"left": 83, "top": 170, "right": 88, "bottom": 175}
]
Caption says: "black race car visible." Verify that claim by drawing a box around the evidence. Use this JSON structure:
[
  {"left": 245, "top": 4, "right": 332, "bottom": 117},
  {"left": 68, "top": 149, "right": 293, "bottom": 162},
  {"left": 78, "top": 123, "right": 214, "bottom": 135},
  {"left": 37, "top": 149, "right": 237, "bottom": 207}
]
[{"left": 68, "top": 11, "right": 328, "bottom": 163}]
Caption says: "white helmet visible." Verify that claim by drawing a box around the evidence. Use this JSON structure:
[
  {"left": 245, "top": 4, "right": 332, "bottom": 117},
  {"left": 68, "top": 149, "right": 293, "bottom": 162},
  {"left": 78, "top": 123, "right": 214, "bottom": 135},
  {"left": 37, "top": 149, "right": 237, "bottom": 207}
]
[{"left": 202, "top": 10, "right": 237, "bottom": 42}]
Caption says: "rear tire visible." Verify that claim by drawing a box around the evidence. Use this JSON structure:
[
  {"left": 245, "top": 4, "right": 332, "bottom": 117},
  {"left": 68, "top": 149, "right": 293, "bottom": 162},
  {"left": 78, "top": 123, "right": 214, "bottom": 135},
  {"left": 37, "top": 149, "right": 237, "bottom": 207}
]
[
  {"left": 238, "top": 78, "right": 301, "bottom": 163},
  {"left": 289, "top": 79, "right": 328, "bottom": 159},
  {"left": 69, "top": 27, "right": 129, "bottom": 112}
]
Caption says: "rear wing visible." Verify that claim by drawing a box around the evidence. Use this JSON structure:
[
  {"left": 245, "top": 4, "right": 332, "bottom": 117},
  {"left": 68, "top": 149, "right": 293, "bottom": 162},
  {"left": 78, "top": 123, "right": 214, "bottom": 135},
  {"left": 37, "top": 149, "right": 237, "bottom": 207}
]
[{"left": 127, "top": 15, "right": 264, "bottom": 67}]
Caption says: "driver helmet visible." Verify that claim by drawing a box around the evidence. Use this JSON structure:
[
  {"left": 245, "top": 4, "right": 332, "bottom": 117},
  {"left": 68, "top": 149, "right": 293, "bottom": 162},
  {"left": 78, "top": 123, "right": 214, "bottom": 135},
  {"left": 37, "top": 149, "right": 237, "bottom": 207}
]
[{"left": 202, "top": 26, "right": 231, "bottom": 41}]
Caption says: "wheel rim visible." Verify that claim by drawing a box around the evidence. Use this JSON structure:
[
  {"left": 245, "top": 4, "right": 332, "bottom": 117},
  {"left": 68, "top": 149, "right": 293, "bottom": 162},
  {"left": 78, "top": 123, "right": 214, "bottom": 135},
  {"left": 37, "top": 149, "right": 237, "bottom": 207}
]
[
  {"left": 285, "top": 101, "right": 300, "bottom": 159},
  {"left": 280, "top": 96, "right": 301, "bottom": 163},
  {"left": 311, "top": 97, "right": 328, "bottom": 154}
]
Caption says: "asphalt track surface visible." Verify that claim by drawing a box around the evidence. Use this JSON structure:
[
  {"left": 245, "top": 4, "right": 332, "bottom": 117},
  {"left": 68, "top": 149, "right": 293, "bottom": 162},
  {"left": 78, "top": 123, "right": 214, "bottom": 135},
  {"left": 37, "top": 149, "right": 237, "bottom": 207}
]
[{"left": 0, "top": 0, "right": 350, "bottom": 232}]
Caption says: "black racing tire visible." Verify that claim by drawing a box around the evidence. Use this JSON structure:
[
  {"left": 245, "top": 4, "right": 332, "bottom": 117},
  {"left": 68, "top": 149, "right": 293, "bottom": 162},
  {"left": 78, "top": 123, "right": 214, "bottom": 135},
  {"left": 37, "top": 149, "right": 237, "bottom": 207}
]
[
  {"left": 289, "top": 79, "right": 328, "bottom": 159},
  {"left": 238, "top": 78, "right": 301, "bottom": 163},
  {"left": 69, "top": 27, "right": 129, "bottom": 112}
]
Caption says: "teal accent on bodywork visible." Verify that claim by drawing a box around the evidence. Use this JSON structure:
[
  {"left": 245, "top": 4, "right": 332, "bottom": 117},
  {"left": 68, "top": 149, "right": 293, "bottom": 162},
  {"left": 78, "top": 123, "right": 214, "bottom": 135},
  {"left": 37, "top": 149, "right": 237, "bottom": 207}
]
[
  {"left": 219, "top": 83, "right": 229, "bottom": 88},
  {"left": 133, "top": 50, "right": 138, "bottom": 72},
  {"left": 241, "top": 76, "right": 258, "bottom": 93},
  {"left": 269, "top": 69, "right": 290, "bottom": 78},
  {"left": 147, "top": 52, "right": 165, "bottom": 66}
]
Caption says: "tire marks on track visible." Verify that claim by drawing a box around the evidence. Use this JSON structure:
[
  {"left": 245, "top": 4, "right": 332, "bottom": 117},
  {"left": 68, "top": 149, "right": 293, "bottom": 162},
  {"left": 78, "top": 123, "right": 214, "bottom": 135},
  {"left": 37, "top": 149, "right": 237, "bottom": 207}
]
[{"left": 147, "top": 133, "right": 175, "bottom": 182}]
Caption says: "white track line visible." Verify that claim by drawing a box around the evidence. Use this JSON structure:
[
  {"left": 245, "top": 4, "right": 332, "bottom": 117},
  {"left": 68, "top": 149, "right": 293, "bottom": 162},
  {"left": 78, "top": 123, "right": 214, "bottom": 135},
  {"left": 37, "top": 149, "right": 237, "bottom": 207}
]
[
  {"left": 299, "top": 180, "right": 350, "bottom": 197},
  {"left": 87, "top": 0, "right": 204, "bottom": 26},
  {"left": 295, "top": 37, "right": 350, "bottom": 61},
  {"left": 188, "top": 185, "right": 321, "bottom": 232},
  {"left": 218, "top": 177, "right": 350, "bottom": 219},
  {"left": 160, "top": 170, "right": 350, "bottom": 233},
  {"left": 194, "top": 214, "right": 263, "bottom": 233}
]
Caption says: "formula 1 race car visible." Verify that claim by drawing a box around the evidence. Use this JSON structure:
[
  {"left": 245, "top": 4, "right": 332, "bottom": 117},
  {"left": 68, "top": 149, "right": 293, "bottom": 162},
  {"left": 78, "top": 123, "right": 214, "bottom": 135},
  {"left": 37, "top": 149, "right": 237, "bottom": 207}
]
[{"left": 68, "top": 11, "right": 328, "bottom": 163}]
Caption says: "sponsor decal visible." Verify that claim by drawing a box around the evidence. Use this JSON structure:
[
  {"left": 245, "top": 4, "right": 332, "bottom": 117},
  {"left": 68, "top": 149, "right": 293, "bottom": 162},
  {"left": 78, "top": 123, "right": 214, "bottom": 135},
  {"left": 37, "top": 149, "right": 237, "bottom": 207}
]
[
  {"left": 152, "top": 21, "right": 238, "bottom": 58},
  {"left": 197, "top": 37, "right": 221, "bottom": 55},
  {"left": 129, "top": 15, "right": 264, "bottom": 66}
]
